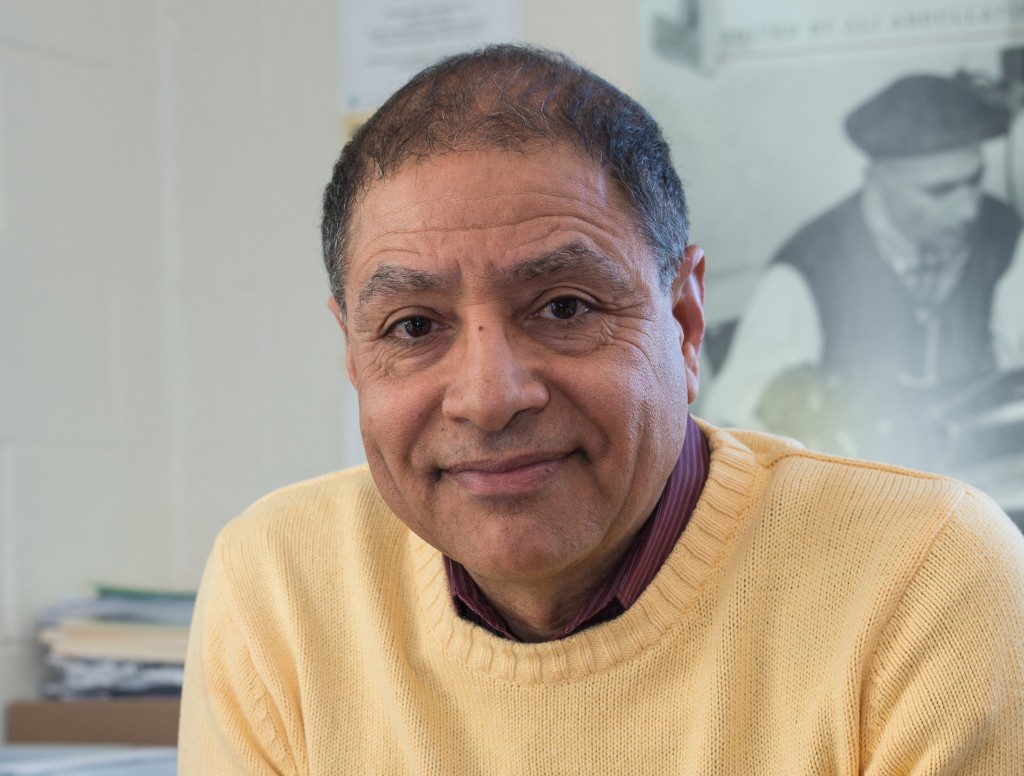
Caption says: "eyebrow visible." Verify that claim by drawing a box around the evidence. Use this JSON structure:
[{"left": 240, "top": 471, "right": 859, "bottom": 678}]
[
  {"left": 505, "top": 242, "right": 634, "bottom": 291},
  {"left": 357, "top": 264, "right": 454, "bottom": 309},
  {"left": 354, "top": 242, "right": 634, "bottom": 315}
]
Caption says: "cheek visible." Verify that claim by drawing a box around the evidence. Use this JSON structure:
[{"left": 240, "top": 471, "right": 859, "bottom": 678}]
[
  {"left": 896, "top": 196, "right": 936, "bottom": 230},
  {"left": 626, "top": 323, "right": 691, "bottom": 442},
  {"left": 356, "top": 372, "right": 433, "bottom": 466},
  {"left": 360, "top": 400, "right": 408, "bottom": 453},
  {"left": 357, "top": 390, "right": 436, "bottom": 529},
  {"left": 579, "top": 332, "right": 687, "bottom": 452},
  {"left": 356, "top": 387, "right": 452, "bottom": 537}
]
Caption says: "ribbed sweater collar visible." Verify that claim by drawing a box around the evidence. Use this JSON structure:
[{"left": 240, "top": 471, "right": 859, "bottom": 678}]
[{"left": 409, "top": 420, "right": 758, "bottom": 684}]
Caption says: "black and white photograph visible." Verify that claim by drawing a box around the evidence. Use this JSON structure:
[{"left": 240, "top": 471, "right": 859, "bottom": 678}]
[{"left": 643, "top": 0, "right": 1024, "bottom": 525}]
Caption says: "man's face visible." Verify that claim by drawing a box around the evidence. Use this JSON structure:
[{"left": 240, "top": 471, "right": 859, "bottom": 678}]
[
  {"left": 872, "top": 145, "right": 984, "bottom": 249},
  {"left": 333, "top": 146, "right": 704, "bottom": 592}
]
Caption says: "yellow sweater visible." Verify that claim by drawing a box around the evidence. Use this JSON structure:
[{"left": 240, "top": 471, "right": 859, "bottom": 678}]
[{"left": 178, "top": 422, "right": 1024, "bottom": 774}]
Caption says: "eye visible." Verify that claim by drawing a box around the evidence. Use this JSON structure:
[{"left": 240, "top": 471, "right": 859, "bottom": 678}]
[
  {"left": 390, "top": 315, "right": 436, "bottom": 339},
  {"left": 924, "top": 169, "right": 984, "bottom": 198},
  {"left": 540, "top": 296, "right": 589, "bottom": 320},
  {"left": 925, "top": 181, "right": 959, "bottom": 197}
]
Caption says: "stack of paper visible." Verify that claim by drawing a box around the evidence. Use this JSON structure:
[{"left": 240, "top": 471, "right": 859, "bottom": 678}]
[
  {"left": 40, "top": 620, "right": 189, "bottom": 664},
  {"left": 37, "top": 586, "right": 195, "bottom": 699}
]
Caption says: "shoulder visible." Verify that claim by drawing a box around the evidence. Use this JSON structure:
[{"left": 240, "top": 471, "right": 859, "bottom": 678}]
[
  {"left": 192, "top": 465, "right": 414, "bottom": 665},
  {"left": 862, "top": 482, "right": 1024, "bottom": 766},
  {"left": 725, "top": 423, "right": 964, "bottom": 502},
  {"left": 975, "top": 195, "right": 1022, "bottom": 271},
  {"left": 701, "top": 422, "right": 1021, "bottom": 573},
  {"left": 221, "top": 465, "right": 387, "bottom": 542},
  {"left": 211, "top": 465, "right": 402, "bottom": 589},
  {"left": 978, "top": 193, "right": 1022, "bottom": 234},
  {"left": 697, "top": 421, "right": 1024, "bottom": 765},
  {"left": 773, "top": 193, "right": 865, "bottom": 265},
  {"left": 907, "top": 483, "right": 1024, "bottom": 616}
]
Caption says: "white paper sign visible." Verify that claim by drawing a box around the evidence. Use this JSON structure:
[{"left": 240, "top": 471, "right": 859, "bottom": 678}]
[
  {"left": 649, "top": 0, "right": 1024, "bottom": 69},
  {"left": 338, "top": 0, "right": 523, "bottom": 113}
]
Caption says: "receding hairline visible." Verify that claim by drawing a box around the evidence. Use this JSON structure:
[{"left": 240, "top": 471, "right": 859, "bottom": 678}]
[{"left": 322, "top": 43, "right": 690, "bottom": 314}]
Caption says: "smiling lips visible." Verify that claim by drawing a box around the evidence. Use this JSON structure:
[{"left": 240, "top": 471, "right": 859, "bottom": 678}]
[{"left": 443, "top": 452, "right": 573, "bottom": 496}]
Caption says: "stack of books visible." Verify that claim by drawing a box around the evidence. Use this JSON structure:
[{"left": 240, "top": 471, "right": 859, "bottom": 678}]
[{"left": 37, "top": 585, "right": 195, "bottom": 699}]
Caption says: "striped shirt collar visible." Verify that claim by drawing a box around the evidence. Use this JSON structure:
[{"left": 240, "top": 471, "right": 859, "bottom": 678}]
[
  {"left": 444, "top": 414, "right": 709, "bottom": 641},
  {"left": 861, "top": 184, "right": 970, "bottom": 305}
]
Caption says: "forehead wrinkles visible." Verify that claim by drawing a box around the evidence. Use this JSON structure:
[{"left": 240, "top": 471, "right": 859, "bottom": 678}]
[
  {"left": 347, "top": 194, "right": 626, "bottom": 283},
  {"left": 357, "top": 191, "right": 615, "bottom": 248},
  {"left": 350, "top": 147, "right": 624, "bottom": 233},
  {"left": 343, "top": 149, "right": 648, "bottom": 311}
]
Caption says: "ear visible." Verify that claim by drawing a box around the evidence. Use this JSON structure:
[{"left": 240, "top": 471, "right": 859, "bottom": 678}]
[
  {"left": 865, "top": 160, "right": 893, "bottom": 189},
  {"left": 671, "top": 245, "right": 706, "bottom": 405},
  {"left": 327, "top": 296, "right": 358, "bottom": 387}
]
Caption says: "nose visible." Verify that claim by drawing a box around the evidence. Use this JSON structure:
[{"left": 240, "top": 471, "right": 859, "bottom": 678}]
[
  {"left": 948, "top": 182, "right": 982, "bottom": 227},
  {"left": 441, "top": 320, "right": 549, "bottom": 432}
]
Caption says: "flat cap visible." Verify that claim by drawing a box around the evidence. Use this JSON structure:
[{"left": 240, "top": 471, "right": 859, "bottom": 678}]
[{"left": 845, "top": 74, "right": 1010, "bottom": 158}]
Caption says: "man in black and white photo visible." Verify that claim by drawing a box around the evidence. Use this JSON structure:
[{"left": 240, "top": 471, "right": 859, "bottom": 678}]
[{"left": 705, "top": 73, "right": 1024, "bottom": 477}]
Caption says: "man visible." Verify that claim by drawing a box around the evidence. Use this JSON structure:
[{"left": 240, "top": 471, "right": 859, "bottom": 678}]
[
  {"left": 179, "top": 47, "right": 1024, "bottom": 773},
  {"left": 703, "top": 73, "right": 1024, "bottom": 472}
]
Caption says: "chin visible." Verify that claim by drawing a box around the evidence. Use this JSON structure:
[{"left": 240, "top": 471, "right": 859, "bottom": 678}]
[{"left": 460, "top": 539, "right": 582, "bottom": 584}]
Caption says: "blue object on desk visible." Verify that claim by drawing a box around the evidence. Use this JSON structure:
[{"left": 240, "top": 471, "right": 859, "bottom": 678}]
[{"left": 0, "top": 746, "right": 176, "bottom": 776}]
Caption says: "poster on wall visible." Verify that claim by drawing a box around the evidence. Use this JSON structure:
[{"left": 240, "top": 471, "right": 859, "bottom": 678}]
[
  {"left": 650, "top": 0, "right": 1024, "bottom": 71},
  {"left": 338, "top": 0, "right": 522, "bottom": 139},
  {"left": 641, "top": 0, "right": 1024, "bottom": 523}
]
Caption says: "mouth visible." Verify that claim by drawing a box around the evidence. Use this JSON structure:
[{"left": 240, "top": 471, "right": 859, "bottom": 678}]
[{"left": 440, "top": 451, "right": 575, "bottom": 496}]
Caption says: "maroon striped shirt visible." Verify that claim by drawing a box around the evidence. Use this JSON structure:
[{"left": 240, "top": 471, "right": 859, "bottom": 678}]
[{"left": 444, "top": 414, "right": 709, "bottom": 640}]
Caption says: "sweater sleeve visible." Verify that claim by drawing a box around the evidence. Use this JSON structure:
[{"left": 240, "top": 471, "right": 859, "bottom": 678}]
[
  {"left": 178, "top": 530, "right": 301, "bottom": 776},
  {"left": 862, "top": 488, "right": 1024, "bottom": 774}
]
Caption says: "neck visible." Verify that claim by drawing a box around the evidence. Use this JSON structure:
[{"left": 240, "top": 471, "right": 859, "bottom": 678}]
[
  {"left": 457, "top": 502, "right": 660, "bottom": 642},
  {"left": 470, "top": 571, "right": 602, "bottom": 642}
]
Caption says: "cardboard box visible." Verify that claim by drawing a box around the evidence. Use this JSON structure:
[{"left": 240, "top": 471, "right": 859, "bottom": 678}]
[{"left": 6, "top": 698, "right": 180, "bottom": 745}]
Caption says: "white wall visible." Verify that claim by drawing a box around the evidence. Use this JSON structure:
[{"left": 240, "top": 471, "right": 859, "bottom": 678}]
[
  {"left": 0, "top": 0, "right": 640, "bottom": 722},
  {"left": 0, "top": 0, "right": 173, "bottom": 712}
]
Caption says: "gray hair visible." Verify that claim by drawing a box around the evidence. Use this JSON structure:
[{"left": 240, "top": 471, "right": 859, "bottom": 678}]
[{"left": 321, "top": 44, "right": 689, "bottom": 314}]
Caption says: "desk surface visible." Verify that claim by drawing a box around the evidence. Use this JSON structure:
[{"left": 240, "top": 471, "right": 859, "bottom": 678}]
[{"left": 0, "top": 746, "right": 176, "bottom": 776}]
